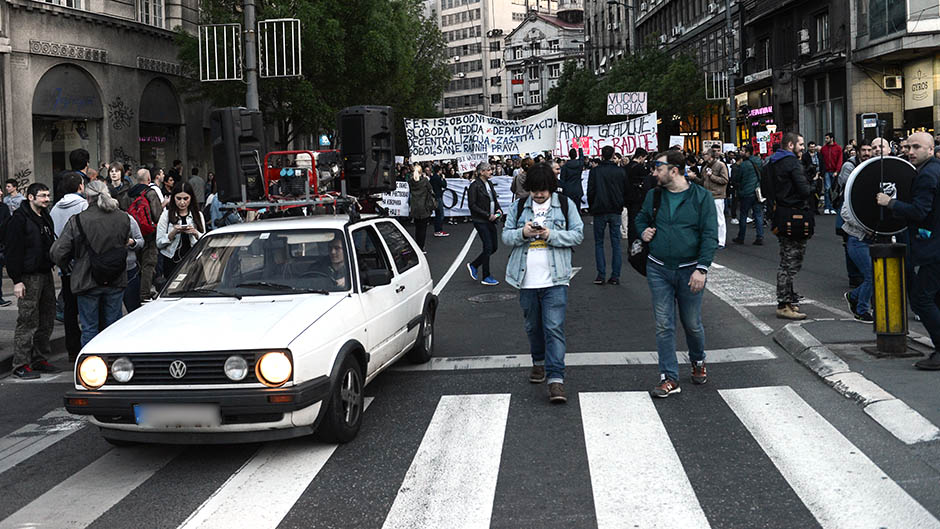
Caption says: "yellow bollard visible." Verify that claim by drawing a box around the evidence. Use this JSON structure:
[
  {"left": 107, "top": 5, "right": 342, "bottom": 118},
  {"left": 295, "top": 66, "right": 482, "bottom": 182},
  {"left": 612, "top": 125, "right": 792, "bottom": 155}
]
[{"left": 870, "top": 243, "right": 908, "bottom": 354}]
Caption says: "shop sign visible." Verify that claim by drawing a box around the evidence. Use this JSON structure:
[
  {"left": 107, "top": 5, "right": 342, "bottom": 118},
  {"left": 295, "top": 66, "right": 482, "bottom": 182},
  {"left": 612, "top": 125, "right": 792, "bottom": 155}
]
[
  {"left": 743, "top": 69, "right": 772, "bottom": 85},
  {"left": 747, "top": 106, "right": 773, "bottom": 118},
  {"left": 904, "top": 59, "right": 934, "bottom": 110},
  {"left": 139, "top": 136, "right": 167, "bottom": 143}
]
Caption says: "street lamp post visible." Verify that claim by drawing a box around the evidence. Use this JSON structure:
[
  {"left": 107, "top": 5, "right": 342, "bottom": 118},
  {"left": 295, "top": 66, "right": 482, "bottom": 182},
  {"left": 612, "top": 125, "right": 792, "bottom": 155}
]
[{"left": 605, "top": 0, "right": 635, "bottom": 55}]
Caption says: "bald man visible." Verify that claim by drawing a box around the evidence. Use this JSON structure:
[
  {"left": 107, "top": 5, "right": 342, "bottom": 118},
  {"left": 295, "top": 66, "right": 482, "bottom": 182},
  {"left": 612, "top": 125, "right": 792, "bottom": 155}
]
[
  {"left": 876, "top": 132, "right": 940, "bottom": 370},
  {"left": 871, "top": 137, "right": 889, "bottom": 157}
]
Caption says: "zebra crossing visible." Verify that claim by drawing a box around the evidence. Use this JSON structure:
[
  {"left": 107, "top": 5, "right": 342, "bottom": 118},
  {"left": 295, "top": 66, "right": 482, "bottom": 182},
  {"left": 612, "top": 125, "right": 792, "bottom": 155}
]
[{"left": 0, "top": 386, "right": 938, "bottom": 529}]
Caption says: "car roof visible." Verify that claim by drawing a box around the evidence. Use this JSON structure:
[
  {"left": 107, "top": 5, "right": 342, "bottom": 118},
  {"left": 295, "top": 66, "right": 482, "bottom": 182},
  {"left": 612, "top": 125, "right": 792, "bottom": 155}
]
[{"left": 208, "top": 213, "right": 385, "bottom": 235}]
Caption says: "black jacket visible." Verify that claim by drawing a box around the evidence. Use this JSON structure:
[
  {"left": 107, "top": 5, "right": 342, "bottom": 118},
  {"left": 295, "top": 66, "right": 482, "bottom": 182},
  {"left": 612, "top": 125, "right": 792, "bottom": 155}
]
[
  {"left": 4, "top": 204, "right": 56, "bottom": 283},
  {"left": 801, "top": 152, "right": 820, "bottom": 180},
  {"left": 468, "top": 177, "right": 501, "bottom": 222},
  {"left": 626, "top": 160, "right": 652, "bottom": 205},
  {"left": 764, "top": 151, "right": 813, "bottom": 210},
  {"left": 560, "top": 150, "right": 586, "bottom": 203},
  {"left": 587, "top": 161, "right": 629, "bottom": 215},
  {"left": 430, "top": 171, "right": 447, "bottom": 198}
]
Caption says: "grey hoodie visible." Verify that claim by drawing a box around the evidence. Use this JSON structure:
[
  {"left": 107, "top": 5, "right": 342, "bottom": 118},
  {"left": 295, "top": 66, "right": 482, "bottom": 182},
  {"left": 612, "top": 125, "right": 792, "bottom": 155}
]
[{"left": 50, "top": 193, "right": 88, "bottom": 238}]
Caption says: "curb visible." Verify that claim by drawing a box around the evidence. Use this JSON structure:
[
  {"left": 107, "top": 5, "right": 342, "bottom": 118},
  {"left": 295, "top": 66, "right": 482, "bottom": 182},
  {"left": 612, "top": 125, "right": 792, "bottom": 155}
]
[{"left": 774, "top": 322, "right": 940, "bottom": 446}]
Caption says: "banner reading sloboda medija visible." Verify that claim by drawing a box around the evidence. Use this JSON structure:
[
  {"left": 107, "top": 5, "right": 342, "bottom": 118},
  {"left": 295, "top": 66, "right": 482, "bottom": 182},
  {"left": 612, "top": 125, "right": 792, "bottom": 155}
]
[{"left": 404, "top": 107, "right": 559, "bottom": 162}]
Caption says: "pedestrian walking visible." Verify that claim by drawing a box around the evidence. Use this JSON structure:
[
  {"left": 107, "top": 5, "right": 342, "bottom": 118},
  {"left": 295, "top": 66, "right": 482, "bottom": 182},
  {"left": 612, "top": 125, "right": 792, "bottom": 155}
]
[
  {"left": 106, "top": 161, "right": 133, "bottom": 211},
  {"left": 53, "top": 149, "right": 90, "bottom": 204},
  {"left": 127, "top": 168, "right": 163, "bottom": 302},
  {"left": 156, "top": 182, "right": 205, "bottom": 281},
  {"left": 3, "top": 180, "right": 25, "bottom": 212},
  {"left": 467, "top": 162, "right": 502, "bottom": 286},
  {"left": 635, "top": 149, "right": 717, "bottom": 398},
  {"left": 5, "top": 183, "right": 58, "bottom": 379},
  {"left": 693, "top": 149, "right": 730, "bottom": 248},
  {"left": 502, "top": 162, "right": 583, "bottom": 403},
  {"left": 820, "top": 133, "right": 843, "bottom": 214},
  {"left": 731, "top": 144, "right": 764, "bottom": 245},
  {"left": 0, "top": 200, "right": 11, "bottom": 307},
  {"left": 50, "top": 173, "right": 87, "bottom": 360},
  {"left": 407, "top": 164, "right": 434, "bottom": 251},
  {"left": 188, "top": 168, "right": 206, "bottom": 209},
  {"left": 764, "top": 132, "right": 814, "bottom": 320},
  {"left": 587, "top": 145, "right": 630, "bottom": 285},
  {"left": 876, "top": 132, "right": 940, "bottom": 370},
  {"left": 560, "top": 148, "right": 586, "bottom": 208},
  {"left": 429, "top": 165, "right": 449, "bottom": 237},
  {"left": 51, "top": 181, "right": 136, "bottom": 347}
]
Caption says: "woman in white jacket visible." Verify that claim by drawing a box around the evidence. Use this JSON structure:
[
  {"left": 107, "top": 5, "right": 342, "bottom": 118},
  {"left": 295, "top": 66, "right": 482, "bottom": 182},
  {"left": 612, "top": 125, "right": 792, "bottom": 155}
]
[{"left": 156, "top": 181, "right": 205, "bottom": 280}]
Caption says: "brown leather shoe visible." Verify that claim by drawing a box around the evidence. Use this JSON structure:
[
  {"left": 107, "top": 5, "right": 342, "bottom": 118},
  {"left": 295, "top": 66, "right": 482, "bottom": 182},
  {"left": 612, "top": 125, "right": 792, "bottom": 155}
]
[
  {"left": 548, "top": 382, "right": 567, "bottom": 403},
  {"left": 776, "top": 304, "right": 807, "bottom": 320},
  {"left": 529, "top": 365, "right": 546, "bottom": 383}
]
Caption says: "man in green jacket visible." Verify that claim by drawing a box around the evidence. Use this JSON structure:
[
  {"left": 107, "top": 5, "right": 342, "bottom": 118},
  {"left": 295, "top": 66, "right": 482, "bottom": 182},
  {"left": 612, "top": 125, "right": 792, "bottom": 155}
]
[
  {"left": 731, "top": 144, "right": 765, "bottom": 245},
  {"left": 635, "top": 149, "right": 718, "bottom": 398}
]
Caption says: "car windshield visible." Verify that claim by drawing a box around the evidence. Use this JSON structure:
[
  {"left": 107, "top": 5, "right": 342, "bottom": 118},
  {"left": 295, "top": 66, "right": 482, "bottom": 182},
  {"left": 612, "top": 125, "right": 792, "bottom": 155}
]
[{"left": 163, "top": 228, "right": 351, "bottom": 297}]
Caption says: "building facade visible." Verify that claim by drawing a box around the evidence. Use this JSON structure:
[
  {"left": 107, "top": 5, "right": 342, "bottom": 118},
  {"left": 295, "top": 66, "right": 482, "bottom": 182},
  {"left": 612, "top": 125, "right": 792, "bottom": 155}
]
[
  {"left": 583, "top": 0, "right": 630, "bottom": 74},
  {"left": 503, "top": 6, "right": 585, "bottom": 119},
  {"left": 0, "top": 0, "right": 210, "bottom": 187}
]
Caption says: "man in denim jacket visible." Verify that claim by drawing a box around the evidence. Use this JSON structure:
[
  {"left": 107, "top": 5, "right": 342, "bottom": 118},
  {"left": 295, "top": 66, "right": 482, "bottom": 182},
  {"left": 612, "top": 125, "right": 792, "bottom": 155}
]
[{"left": 502, "top": 163, "right": 584, "bottom": 403}]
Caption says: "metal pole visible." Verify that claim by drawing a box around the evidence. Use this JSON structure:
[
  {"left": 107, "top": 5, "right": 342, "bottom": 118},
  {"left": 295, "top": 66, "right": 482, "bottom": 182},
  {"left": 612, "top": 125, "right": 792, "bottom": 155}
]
[
  {"left": 244, "top": 0, "right": 260, "bottom": 111},
  {"left": 725, "top": 0, "right": 736, "bottom": 145},
  {"left": 628, "top": 1, "right": 636, "bottom": 54}
]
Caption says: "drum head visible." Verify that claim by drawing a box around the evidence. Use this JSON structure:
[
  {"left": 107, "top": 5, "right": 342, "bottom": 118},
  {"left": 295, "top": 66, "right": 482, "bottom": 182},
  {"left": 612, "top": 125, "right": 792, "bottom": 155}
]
[{"left": 845, "top": 156, "right": 916, "bottom": 235}]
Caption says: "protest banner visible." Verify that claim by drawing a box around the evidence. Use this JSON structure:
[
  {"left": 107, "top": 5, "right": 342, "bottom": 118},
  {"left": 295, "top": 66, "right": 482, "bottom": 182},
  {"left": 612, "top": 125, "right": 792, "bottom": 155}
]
[
  {"left": 668, "top": 135, "right": 684, "bottom": 149},
  {"left": 723, "top": 143, "right": 737, "bottom": 153},
  {"left": 607, "top": 92, "right": 648, "bottom": 116},
  {"left": 457, "top": 153, "right": 488, "bottom": 174},
  {"left": 404, "top": 107, "right": 558, "bottom": 162},
  {"left": 702, "top": 140, "right": 721, "bottom": 151},
  {"left": 379, "top": 181, "right": 411, "bottom": 217},
  {"left": 394, "top": 156, "right": 404, "bottom": 164},
  {"left": 555, "top": 112, "right": 658, "bottom": 158}
]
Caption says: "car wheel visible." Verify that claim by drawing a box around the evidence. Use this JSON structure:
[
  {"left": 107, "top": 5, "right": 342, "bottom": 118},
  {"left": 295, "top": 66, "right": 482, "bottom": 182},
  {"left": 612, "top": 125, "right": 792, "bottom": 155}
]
[
  {"left": 316, "top": 354, "right": 364, "bottom": 444},
  {"left": 407, "top": 307, "right": 434, "bottom": 364}
]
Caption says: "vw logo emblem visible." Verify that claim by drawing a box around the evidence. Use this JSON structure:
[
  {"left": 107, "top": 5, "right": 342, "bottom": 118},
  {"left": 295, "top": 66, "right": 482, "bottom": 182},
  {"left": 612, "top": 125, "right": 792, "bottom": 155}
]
[{"left": 168, "top": 360, "right": 187, "bottom": 379}]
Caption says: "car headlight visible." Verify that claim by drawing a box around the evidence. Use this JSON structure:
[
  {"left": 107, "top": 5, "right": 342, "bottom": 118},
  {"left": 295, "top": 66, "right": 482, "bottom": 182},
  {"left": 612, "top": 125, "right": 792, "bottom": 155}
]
[
  {"left": 111, "top": 357, "right": 134, "bottom": 383},
  {"left": 79, "top": 356, "right": 108, "bottom": 389},
  {"left": 256, "top": 352, "right": 292, "bottom": 387},
  {"left": 224, "top": 355, "right": 248, "bottom": 381}
]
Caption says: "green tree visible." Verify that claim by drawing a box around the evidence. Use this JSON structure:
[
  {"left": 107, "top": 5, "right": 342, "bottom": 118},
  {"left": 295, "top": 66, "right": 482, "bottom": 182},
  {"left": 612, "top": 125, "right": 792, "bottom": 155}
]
[{"left": 175, "top": 0, "right": 448, "bottom": 150}]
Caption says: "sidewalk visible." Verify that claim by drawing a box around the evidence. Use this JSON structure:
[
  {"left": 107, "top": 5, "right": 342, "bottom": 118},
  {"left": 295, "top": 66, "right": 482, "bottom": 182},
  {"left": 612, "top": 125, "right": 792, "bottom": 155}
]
[
  {"left": 775, "top": 318, "right": 940, "bottom": 446},
  {"left": 0, "top": 273, "right": 67, "bottom": 372}
]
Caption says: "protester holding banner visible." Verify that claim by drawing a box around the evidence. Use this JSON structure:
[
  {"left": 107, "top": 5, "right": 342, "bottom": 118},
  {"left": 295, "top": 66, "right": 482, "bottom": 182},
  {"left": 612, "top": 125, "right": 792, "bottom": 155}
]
[
  {"left": 407, "top": 164, "right": 435, "bottom": 251},
  {"left": 467, "top": 162, "right": 503, "bottom": 286}
]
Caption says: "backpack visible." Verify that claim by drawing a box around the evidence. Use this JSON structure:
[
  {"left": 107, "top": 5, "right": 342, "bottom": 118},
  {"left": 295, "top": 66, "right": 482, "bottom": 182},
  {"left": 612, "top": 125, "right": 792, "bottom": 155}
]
[
  {"left": 515, "top": 192, "right": 572, "bottom": 229},
  {"left": 128, "top": 193, "right": 156, "bottom": 237},
  {"left": 75, "top": 215, "right": 129, "bottom": 287}
]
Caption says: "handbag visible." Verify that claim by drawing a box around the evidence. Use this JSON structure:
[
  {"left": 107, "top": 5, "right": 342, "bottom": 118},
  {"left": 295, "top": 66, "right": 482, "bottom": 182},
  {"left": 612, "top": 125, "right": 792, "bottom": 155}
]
[{"left": 628, "top": 188, "right": 662, "bottom": 276}]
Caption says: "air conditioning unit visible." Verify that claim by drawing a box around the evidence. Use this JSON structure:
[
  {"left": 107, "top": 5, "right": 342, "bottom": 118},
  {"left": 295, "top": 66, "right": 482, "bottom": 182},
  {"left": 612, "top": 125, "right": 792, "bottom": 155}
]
[
  {"left": 883, "top": 75, "right": 903, "bottom": 90},
  {"left": 659, "top": 34, "right": 668, "bottom": 44},
  {"left": 746, "top": 46, "right": 755, "bottom": 58},
  {"left": 584, "top": 35, "right": 591, "bottom": 42},
  {"left": 708, "top": 2, "right": 717, "bottom": 13},
  {"left": 454, "top": 56, "right": 461, "bottom": 62},
  {"left": 458, "top": 72, "right": 465, "bottom": 78},
  {"left": 798, "top": 28, "right": 809, "bottom": 42}
]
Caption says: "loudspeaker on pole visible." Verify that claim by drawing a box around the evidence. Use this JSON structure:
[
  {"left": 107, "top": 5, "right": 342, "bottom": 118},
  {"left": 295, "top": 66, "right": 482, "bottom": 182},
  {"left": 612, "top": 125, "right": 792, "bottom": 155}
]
[
  {"left": 338, "top": 106, "right": 396, "bottom": 194},
  {"left": 210, "top": 107, "right": 267, "bottom": 203}
]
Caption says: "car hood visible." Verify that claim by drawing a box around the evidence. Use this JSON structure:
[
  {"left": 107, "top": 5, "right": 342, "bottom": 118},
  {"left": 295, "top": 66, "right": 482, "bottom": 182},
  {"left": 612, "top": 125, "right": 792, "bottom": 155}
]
[{"left": 83, "top": 294, "right": 350, "bottom": 355}]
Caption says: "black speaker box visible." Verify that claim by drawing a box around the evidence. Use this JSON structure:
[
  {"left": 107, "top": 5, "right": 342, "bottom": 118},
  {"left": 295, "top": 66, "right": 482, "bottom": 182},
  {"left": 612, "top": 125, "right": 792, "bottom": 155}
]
[
  {"left": 338, "top": 106, "right": 395, "bottom": 194},
  {"left": 210, "top": 107, "right": 267, "bottom": 203}
]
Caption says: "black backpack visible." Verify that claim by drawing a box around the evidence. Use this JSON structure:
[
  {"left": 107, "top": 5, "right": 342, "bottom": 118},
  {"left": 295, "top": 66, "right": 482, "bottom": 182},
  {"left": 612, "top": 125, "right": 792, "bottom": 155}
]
[
  {"left": 515, "top": 192, "right": 573, "bottom": 229},
  {"left": 76, "top": 215, "right": 128, "bottom": 287}
]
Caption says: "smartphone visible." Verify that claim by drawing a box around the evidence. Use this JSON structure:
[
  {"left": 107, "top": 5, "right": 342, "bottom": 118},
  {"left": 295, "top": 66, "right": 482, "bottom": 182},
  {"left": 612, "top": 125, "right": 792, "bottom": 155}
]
[{"left": 531, "top": 219, "right": 544, "bottom": 229}]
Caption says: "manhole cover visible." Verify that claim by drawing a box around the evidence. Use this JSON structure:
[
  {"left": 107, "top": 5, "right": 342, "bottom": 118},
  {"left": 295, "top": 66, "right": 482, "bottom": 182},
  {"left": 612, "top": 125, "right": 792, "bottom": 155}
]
[{"left": 468, "top": 293, "right": 516, "bottom": 303}]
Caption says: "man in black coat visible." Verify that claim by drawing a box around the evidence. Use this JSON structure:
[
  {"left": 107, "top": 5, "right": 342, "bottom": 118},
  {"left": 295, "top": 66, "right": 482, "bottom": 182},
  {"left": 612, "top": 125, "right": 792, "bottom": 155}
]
[
  {"left": 587, "top": 145, "right": 630, "bottom": 285},
  {"left": 625, "top": 147, "right": 651, "bottom": 247},
  {"left": 560, "top": 148, "right": 586, "bottom": 208}
]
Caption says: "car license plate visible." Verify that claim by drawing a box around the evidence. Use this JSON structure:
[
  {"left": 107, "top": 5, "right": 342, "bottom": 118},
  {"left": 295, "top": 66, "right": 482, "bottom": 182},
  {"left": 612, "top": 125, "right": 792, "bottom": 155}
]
[{"left": 133, "top": 404, "right": 221, "bottom": 428}]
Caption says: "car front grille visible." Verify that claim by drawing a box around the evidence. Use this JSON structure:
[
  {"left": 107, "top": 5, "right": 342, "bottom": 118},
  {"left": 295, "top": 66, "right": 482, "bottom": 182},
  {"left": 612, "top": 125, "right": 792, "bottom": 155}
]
[{"left": 100, "top": 352, "right": 261, "bottom": 386}]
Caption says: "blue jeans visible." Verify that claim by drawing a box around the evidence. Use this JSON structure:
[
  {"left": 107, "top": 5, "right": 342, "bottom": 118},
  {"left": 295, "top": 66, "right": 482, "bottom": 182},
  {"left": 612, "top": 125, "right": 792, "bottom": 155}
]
[
  {"left": 519, "top": 286, "right": 568, "bottom": 383},
  {"left": 470, "top": 221, "right": 498, "bottom": 278},
  {"left": 433, "top": 193, "right": 445, "bottom": 232},
  {"left": 77, "top": 287, "right": 124, "bottom": 347},
  {"left": 910, "top": 262, "right": 940, "bottom": 353},
  {"left": 124, "top": 266, "right": 141, "bottom": 313},
  {"left": 647, "top": 261, "right": 706, "bottom": 382},
  {"left": 736, "top": 195, "right": 764, "bottom": 240},
  {"left": 593, "top": 213, "right": 622, "bottom": 279},
  {"left": 824, "top": 171, "right": 834, "bottom": 210},
  {"left": 845, "top": 236, "right": 873, "bottom": 315}
]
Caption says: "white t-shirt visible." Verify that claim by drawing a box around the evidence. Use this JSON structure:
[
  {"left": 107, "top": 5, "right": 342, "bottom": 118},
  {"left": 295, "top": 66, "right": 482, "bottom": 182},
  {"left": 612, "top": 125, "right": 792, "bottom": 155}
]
[{"left": 521, "top": 199, "right": 554, "bottom": 289}]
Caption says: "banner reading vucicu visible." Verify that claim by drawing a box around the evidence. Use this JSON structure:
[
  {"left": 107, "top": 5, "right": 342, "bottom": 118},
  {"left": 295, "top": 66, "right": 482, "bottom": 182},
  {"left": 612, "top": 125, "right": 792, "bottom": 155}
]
[
  {"left": 404, "top": 107, "right": 559, "bottom": 162},
  {"left": 555, "top": 112, "right": 658, "bottom": 158}
]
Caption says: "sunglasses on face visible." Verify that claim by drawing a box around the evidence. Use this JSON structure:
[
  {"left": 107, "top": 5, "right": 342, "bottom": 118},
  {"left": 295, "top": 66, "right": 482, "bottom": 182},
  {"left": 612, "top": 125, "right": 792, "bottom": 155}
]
[{"left": 654, "top": 161, "right": 674, "bottom": 168}]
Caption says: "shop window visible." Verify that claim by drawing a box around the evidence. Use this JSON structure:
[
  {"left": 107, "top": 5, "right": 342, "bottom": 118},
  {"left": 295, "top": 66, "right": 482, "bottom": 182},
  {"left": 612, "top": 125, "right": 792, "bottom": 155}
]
[
  {"left": 33, "top": 118, "right": 100, "bottom": 180},
  {"left": 139, "top": 0, "right": 165, "bottom": 28}
]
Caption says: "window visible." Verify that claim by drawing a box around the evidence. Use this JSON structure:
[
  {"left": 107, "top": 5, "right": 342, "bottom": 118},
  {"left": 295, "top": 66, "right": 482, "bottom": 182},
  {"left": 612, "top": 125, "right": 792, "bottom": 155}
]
[
  {"left": 530, "top": 42, "right": 541, "bottom": 56},
  {"left": 549, "top": 40, "right": 559, "bottom": 52},
  {"left": 352, "top": 227, "right": 393, "bottom": 283},
  {"left": 548, "top": 63, "right": 561, "bottom": 78},
  {"left": 41, "top": 0, "right": 84, "bottom": 8},
  {"left": 868, "top": 0, "right": 906, "bottom": 39},
  {"left": 514, "top": 47, "right": 524, "bottom": 59},
  {"left": 492, "top": 111, "right": 503, "bottom": 119},
  {"left": 490, "top": 58, "right": 501, "bottom": 69},
  {"left": 491, "top": 94, "right": 502, "bottom": 104},
  {"left": 376, "top": 222, "right": 419, "bottom": 274},
  {"left": 528, "top": 66, "right": 540, "bottom": 80},
  {"left": 816, "top": 12, "right": 830, "bottom": 51},
  {"left": 490, "top": 41, "right": 501, "bottom": 52},
  {"left": 490, "top": 76, "right": 501, "bottom": 86},
  {"left": 530, "top": 91, "right": 541, "bottom": 105},
  {"left": 512, "top": 69, "right": 524, "bottom": 81},
  {"left": 139, "top": 0, "right": 164, "bottom": 27},
  {"left": 513, "top": 12, "right": 525, "bottom": 21},
  {"left": 515, "top": 94, "right": 525, "bottom": 106}
]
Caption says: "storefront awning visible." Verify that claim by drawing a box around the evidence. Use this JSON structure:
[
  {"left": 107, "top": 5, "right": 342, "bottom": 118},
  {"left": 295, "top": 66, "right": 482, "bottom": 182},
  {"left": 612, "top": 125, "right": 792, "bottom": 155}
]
[
  {"left": 139, "top": 78, "right": 183, "bottom": 125},
  {"left": 32, "top": 64, "right": 102, "bottom": 119}
]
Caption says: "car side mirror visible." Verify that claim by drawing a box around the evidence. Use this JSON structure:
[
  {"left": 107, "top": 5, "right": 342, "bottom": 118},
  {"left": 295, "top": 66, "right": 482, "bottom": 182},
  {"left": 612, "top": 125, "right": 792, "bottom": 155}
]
[{"left": 363, "top": 269, "right": 393, "bottom": 289}]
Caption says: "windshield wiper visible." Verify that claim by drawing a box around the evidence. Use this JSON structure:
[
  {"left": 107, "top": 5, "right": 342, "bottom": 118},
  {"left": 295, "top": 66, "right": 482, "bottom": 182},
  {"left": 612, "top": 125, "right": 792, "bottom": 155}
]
[
  {"left": 172, "top": 287, "right": 242, "bottom": 300},
  {"left": 234, "top": 282, "right": 331, "bottom": 295}
]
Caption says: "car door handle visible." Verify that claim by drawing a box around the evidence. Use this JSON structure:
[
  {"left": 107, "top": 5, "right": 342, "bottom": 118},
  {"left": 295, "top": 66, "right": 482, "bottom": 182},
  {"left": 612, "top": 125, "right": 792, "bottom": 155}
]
[{"left": 396, "top": 285, "right": 406, "bottom": 293}]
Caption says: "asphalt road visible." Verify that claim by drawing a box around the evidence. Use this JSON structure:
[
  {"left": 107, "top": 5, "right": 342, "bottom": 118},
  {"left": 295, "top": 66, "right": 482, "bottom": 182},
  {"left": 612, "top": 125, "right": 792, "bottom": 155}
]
[{"left": 0, "top": 213, "right": 938, "bottom": 529}]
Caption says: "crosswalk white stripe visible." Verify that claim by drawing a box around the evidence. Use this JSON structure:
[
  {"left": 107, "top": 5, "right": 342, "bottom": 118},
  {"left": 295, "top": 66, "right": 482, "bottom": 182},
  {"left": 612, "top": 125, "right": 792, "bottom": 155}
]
[
  {"left": 0, "top": 445, "right": 180, "bottom": 529},
  {"left": 720, "top": 386, "right": 940, "bottom": 529},
  {"left": 580, "top": 392, "right": 711, "bottom": 529},
  {"left": 381, "top": 394, "right": 510, "bottom": 529},
  {"left": 0, "top": 408, "right": 86, "bottom": 476},
  {"left": 177, "top": 398, "right": 374, "bottom": 529}
]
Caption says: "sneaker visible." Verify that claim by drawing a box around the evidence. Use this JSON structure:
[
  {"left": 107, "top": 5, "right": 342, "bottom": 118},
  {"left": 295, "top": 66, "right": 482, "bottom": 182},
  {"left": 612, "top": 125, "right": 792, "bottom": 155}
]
[
  {"left": 731, "top": 238, "right": 744, "bottom": 244},
  {"left": 481, "top": 276, "right": 499, "bottom": 286},
  {"left": 776, "top": 304, "right": 807, "bottom": 320},
  {"left": 593, "top": 276, "right": 605, "bottom": 285},
  {"left": 529, "top": 365, "right": 546, "bottom": 383},
  {"left": 844, "top": 291, "right": 858, "bottom": 315},
  {"left": 433, "top": 231, "right": 450, "bottom": 237},
  {"left": 854, "top": 311, "right": 874, "bottom": 323},
  {"left": 607, "top": 277, "right": 620, "bottom": 285},
  {"left": 914, "top": 352, "right": 940, "bottom": 371},
  {"left": 0, "top": 299, "right": 11, "bottom": 307},
  {"left": 548, "top": 382, "right": 567, "bottom": 403},
  {"left": 747, "top": 217, "right": 754, "bottom": 223},
  {"left": 651, "top": 377, "right": 681, "bottom": 398},
  {"left": 31, "top": 360, "right": 60, "bottom": 373},
  {"left": 753, "top": 238, "right": 763, "bottom": 246},
  {"left": 730, "top": 218, "right": 740, "bottom": 225},
  {"left": 12, "top": 365, "right": 40, "bottom": 380},
  {"left": 467, "top": 263, "right": 479, "bottom": 281},
  {"left": 691, "top": 362, "right": 707, "bottom": 385}
]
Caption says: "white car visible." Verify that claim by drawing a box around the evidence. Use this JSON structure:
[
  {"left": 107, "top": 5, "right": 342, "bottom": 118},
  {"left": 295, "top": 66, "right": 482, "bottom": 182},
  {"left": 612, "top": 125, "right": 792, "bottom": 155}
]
[{"left": 65, "top": 214, "right": 437, "bottom": 445}]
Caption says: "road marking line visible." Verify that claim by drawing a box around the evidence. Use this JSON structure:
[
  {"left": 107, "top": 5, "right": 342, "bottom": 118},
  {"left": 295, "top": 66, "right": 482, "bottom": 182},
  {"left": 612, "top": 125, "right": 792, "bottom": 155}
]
[
  {"left": 0, "top": 408, "right": 86, "bottom": 476},
  {"left": 721, "top": 386, "right": 940, "bottom": 529},
  {"left": 433, "top": 230, "right": 477, "bottom": 296},
  {"left": 382, "top": 394, "right": 510, "bottom": 529},
  {"left": 395, "top": 346, "right": 776, "bottom": 372},
  {"left": 178, "top": 398, "right": 374, "bottom": 529},
  {"left": 0, "top": 445, "right": 181, "bottom": 529},
  {"left": 580, "top": 392, "right": 711, "bottom": 529},
  {"left": 863, "top": 398, "right": 940, "bottom": 445},
  {"left": 706, "top": 284, "right": 774, "bottom": 335}
]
